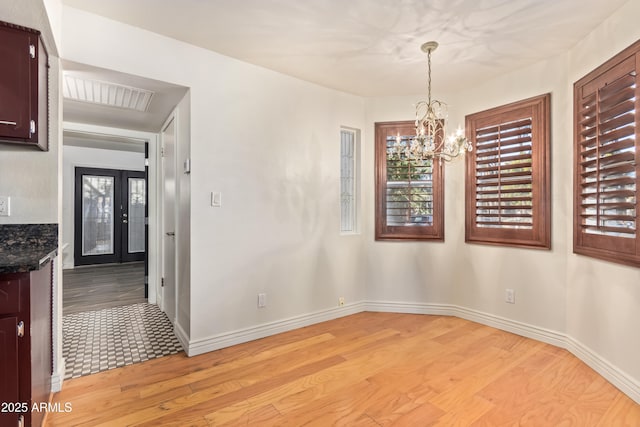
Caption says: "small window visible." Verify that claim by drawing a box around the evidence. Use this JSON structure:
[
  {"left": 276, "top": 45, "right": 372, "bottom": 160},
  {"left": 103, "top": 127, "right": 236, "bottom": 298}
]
[
  {"left": 340, "top": 128, "right": 359, "bottom": 233},
  {"left": 465, "top": 94, "right": 551, "bottom": 249},
  {"left": 574, "top": 40, "right": 640, "bottom": 267},
  {"left": 375, "top": 121, "right": 444, "bottom": 241}
]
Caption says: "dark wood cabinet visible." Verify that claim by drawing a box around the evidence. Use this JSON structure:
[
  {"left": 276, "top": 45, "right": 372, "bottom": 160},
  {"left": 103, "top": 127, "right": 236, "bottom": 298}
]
[
  {"left": 0, "top": 262, "right": 52, "bottom": 427},
  {"left": 0, "top": 20, "right": 48, "bottom": 150},
  {"left": 0, "top": 316, "right": 20, "bottom": 426}
]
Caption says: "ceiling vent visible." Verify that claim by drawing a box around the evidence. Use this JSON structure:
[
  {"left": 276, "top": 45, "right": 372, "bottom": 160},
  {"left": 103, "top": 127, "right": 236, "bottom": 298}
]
[{"left": 63, "top": 74, "right": 154, "bottom": 112}]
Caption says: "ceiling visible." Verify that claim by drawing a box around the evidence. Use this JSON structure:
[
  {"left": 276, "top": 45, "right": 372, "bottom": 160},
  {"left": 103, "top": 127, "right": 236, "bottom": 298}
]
[{"left": 60, "top": 0, "right": 629, "bottom": 97}]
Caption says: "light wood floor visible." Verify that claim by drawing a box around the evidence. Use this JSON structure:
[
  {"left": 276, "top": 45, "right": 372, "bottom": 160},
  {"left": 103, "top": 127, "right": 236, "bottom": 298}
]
[
  {"left": 47, "top": 312, "right": 640, "bottom": 426},
  {"left": 63, "top": 263, "right": 146, "bottom": 314}
]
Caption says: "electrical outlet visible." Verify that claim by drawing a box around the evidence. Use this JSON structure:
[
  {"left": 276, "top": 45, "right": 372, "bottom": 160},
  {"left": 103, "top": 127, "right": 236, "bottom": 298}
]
[
  {"left": 258, "top": 293, "right": 266, "bottom": 308},
  {"left": 505, "top": 289, "right": 515, "bottom": 304},
  {"left": 338, "top": 297, "right": 345, "bottom": 306},
  {"left": 0, "top": 196, "right": 10, "bottom": 216}
]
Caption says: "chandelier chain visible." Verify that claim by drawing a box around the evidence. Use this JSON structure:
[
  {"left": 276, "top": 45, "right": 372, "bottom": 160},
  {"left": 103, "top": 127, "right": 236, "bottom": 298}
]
[{"left": 427, "top": 48, "right": 432, "bottom": 105}]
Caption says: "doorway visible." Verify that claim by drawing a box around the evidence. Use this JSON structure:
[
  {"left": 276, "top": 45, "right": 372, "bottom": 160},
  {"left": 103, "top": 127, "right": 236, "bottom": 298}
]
[
  {"left": 74, "top": 167, "right": 146, "bottom": 266},
  {"left": 60, "top": 128, "right": 182, "bottom": 380},
  {"left": 56, "top": 61, "right": 189, "bottom": 384}
]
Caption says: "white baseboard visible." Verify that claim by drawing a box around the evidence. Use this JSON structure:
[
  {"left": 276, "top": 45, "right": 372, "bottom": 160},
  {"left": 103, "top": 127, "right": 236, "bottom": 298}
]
[
  {"left": 178, "top": 299, "right": 639, "bottom": 405},
  {"left": 50, "top": 357, "right": 66, "bottom": 392},
  {"left": 365, "top": 301, "right": 452, "bottom": 316},
  {"left": 185, "top": 302, "right": 364, "bottom": 356},
  {"left": 365, "top": 301, "right": 566, "bottom": 347}
]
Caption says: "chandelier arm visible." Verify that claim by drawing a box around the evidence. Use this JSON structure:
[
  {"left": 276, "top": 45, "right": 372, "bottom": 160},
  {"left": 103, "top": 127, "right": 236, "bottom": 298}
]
[{"left": 434, "top": 151, "right": 458, "bottom": 162}]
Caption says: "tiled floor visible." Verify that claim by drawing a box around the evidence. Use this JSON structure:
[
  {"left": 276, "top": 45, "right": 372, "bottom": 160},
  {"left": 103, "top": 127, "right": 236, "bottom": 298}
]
[
  {"left": 63, "top": 263, "right": 147, "bottom": 315},
  {"left": 63, "top": 303, "right": 183, "bottom": 379}
]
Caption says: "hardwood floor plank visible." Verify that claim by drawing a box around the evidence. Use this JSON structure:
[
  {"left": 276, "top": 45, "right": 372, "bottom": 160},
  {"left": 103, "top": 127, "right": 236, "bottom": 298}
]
[
  {"left": 563, "top": 374, "right": 624, "bottom": 425},
  {"left": 432, "top": 395, "right": 495, "bottom": 426},
  {"left": 597, "top": 393, "right": 640, "bottom": 426},
  {"left": 47, "top": 313, "right": 640, "bottom": 426},
  {"left": 136, "top": 332, "right": 338, "bottom": 398}
]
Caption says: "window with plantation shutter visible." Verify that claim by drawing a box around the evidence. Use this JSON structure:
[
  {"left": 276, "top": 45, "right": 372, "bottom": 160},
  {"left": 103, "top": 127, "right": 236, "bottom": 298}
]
[
  {"left": 465, "top": 94, "right": 551, "bottom": 248},
  {"left": 574, "top": 40, "right": 640, "bottom": 267},
  {"left": 375, "top": 121, "right": 444, "bottom": 240}
]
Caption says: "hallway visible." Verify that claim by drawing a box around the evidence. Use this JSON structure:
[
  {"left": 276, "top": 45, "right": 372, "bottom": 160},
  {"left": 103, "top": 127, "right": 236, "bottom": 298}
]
[{"left": 62, "top": 264, "right": 182, "bottom": 379}]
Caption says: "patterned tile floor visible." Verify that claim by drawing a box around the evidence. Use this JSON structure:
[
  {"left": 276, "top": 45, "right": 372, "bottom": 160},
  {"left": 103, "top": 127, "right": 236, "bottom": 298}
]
[{"left": 63, "top": 303, "right": 183, "bottom": 379}]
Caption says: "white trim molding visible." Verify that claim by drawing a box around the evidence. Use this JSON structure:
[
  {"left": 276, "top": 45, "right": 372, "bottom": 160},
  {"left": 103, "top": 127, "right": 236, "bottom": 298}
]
[{"left": 184, "top": 302, "right": 365, "bottom": 357}]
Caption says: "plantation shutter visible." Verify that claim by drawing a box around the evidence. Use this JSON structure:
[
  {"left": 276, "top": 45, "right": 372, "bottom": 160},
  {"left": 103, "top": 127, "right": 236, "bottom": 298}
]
[
  {"left": 574, "top": 44, "right": 640, "bottom": 266},
  {"left": 465, "top": 94, "right": 550, "bottom": 248},
  {"left": 375, "top": 121, "right": 444, "bottom": 240},
  {"left": 474, "top": 118, "right": 534, "bottom": 229}
]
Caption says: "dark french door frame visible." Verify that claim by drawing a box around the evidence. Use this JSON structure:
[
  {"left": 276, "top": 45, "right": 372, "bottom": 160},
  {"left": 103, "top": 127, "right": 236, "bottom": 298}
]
[{"left": 74, "top": 167, "right": 146, "bottom": 266}]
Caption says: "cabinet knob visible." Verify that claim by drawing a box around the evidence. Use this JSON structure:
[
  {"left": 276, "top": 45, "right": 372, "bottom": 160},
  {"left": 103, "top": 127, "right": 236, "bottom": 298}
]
[{"left": 17, "top": 320, "right": 24, "bottom": 337}]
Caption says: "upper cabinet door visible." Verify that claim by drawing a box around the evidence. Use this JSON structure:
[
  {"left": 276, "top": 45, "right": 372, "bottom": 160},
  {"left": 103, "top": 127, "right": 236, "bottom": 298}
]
[
  {"left": 0, "top": 21, "right": 47, "bottom": 150},
  {"left": 0, "top": 24, "right": 36, "bottom": 140}
]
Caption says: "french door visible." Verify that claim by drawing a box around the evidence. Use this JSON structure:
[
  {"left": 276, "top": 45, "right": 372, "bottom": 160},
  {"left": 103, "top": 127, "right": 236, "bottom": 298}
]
[{"left": 74, "top": 167, "right": 146, "bottom": 266}]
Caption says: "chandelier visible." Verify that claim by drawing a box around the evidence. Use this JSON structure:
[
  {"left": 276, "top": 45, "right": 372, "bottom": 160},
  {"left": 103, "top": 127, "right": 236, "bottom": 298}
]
[{"left": 393, "top": 41, "right": 472, "bottom": 162}]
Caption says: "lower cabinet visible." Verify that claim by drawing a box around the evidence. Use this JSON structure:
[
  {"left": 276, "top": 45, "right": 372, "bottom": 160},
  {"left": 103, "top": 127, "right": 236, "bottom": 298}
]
[{"left": 0, "top": 262, "right": 52, "bottom": 427}]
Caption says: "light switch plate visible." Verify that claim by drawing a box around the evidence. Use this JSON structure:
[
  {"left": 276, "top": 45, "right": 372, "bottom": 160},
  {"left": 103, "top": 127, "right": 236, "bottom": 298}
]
[
  {"left": 0, "top": 196, "right": 10, "bottom": 216},
  {"left": 211, "top": 192, "right": 222, "bottom": 207}
]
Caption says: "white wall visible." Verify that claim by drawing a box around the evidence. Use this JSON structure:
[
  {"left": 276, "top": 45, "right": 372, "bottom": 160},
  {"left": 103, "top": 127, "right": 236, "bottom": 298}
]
[
  {"left": 61, "top": 7, "right": 368, "bottom": 348},
  {"left": 61, "top": 144, "right": 145, "bottom": 269}
]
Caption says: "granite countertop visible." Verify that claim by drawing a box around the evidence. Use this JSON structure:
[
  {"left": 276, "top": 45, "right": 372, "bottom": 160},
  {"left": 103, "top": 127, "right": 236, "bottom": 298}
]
[{"left": 0, "top": 224, "right": 58, "bottom": 274}]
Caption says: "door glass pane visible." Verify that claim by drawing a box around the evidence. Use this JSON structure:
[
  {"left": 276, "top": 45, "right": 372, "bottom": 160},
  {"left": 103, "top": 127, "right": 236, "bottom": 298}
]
[
  {"left": 82, "top": 175, "right": 114, "bottom": 256},
  {"left": 128, "top": 177, "right": 146, "bottom": 253}
]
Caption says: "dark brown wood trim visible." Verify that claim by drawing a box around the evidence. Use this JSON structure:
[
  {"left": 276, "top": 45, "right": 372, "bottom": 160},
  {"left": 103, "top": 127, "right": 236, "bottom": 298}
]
[
  {"left": 374, "top": 121, "right": 444, "bottom": 241},
  {"left": 465, "top": 93, "right": 551, "bottom": 249},
  {"left": 573, "top": 39, "right": 640, "bottom": 268}
]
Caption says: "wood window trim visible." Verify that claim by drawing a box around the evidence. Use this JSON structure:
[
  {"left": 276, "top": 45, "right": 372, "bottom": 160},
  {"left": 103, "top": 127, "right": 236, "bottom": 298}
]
[
  {"left": 375, "top": 121, "right": 444, "bottom": 241},
  {"left": 465, "top": 94, "right": 551, "bottom": 249},
  {"left": 573, "top": 40, "right": 640, "bottom": 267}
]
